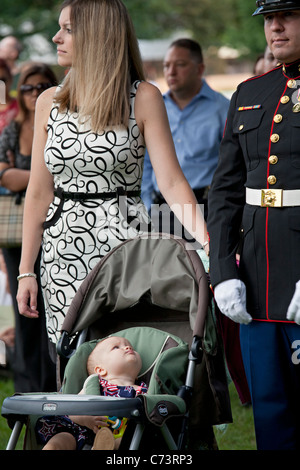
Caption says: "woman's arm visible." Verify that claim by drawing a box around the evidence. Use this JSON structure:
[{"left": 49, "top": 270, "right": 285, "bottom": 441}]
[
  {"left": 1, "top": 167, "right": 30, "bottom": 192},
  {"left": 0, "top": 124, "right": 31, "bottom": 191},
  {"left": 135, "top": 82, "right": 209, "bottom": 248},
  {"left": 16, "top": 88, "right": 56, "bottom": 318}
]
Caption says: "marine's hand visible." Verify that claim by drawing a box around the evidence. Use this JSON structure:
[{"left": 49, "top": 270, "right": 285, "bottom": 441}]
[
  {"left": 214, "top": 279, "right": 252, "bottom": 324},
  {"left": 287, "top": 281, "right": 300, "bottom": 324},
  {"left": 16, "top": 278, "right": 39, "bottom": 318}
]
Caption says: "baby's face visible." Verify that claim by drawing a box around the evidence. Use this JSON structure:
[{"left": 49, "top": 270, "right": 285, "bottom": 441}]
[{"left": 94, "top": 336, "right": 142, "bottom": 379}]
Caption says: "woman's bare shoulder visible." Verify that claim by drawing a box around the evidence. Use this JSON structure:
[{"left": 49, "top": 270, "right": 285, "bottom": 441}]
[
  {"left": 35, "top": 86, "right": 59, "bottom": 126},
  {"left": 135, "top": 81, "right": 165, "bottom": 124},
  {"left": 135, "top": 81, "right": 164, "bottom": 107},
  {"left": 36, "top": 86, "right": 58, "bottom": 112}
]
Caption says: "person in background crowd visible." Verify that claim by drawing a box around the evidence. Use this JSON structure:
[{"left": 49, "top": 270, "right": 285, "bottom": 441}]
[
  {"left": 0, "top": 58, "right": 18, "bottom": 135},
  {"left": 0, "top": 58, "right": 18, "bottom": 196},
  {"left": 0, "top": 35, "right": 22, "bottom": 89},
  {"left": 254, "top": 45, "right": 280, "bottom": 76},
  {"left": 253, "top": 52, "right": 265, "bottom": 75},
  {"left": 141, "top": 38, "right": 229, "bottom": 237},
  {"left": 0, "top": 62, "right": 58, "bottom": 392},
  {"left": 0, "top": 248, "right": 12, "bottom": 306},
  {"left": 263, "top": 44, "right": 279, "bottom": 71},
  {"left": 0, "top": 248, "right": 14, "bottom": 368}
]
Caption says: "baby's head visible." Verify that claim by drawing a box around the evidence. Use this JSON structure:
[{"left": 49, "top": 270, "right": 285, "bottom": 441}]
[{"left": 87, "top": 336, "right": 142, "bottom": 383}]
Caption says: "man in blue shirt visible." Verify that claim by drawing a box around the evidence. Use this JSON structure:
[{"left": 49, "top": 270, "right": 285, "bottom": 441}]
[{"left": 141, "top": 38, "right": 229, "bottom": 233}]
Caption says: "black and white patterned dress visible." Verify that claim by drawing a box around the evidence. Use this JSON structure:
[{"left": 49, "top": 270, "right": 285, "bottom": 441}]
[{"left": 41, "top": 81, "right": 150, "bottom": 344}]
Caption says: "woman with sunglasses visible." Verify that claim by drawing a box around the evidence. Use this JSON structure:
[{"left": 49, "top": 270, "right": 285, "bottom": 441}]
[{"left": 0, "top": 62, "right": 58, "bottom": 393}]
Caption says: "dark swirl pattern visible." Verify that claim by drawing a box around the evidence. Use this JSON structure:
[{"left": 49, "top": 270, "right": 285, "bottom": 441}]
[{"left": 41, "top": 81, "right": 150, "bottom": 344}]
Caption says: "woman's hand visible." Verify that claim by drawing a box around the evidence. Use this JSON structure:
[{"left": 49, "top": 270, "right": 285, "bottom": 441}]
[{"left": 16, "top": 278, "right": 39, "bottom": 318}]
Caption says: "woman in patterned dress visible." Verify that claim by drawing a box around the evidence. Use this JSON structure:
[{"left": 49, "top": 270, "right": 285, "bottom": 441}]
[{"left": 16, "top": 0, "right": 209, "bottom": 348}]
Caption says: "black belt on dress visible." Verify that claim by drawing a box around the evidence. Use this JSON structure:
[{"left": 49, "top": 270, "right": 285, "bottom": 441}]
[
  {"left": 152, "top": 186, "right": 209, "bottom": 205},
  {"left": 54, "top": 186, "right": 141, "bottom": 201},
  {"left": 44, "top": 187, "right": 141, "bottom": 230}
]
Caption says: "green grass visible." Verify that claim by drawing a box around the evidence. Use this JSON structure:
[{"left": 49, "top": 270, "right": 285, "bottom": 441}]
[
  {"left": 0, "top": 375, "right": 25, "bottom": 450},
  {"left": 0, "top": 376, "right": 256, "bottom": 451},
  {"left": 214, "top": 382, "right": 256, "bottom": 450}
]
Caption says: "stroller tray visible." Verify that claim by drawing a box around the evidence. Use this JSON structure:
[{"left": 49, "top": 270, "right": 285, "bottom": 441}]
[{"left": 2, "top": 394, "right": 144, "bottom": 420}]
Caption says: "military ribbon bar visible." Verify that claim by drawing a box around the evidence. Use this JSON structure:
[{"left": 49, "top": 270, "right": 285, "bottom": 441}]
[{"left": 237, "top": 105, "right": 262, "bottom": 111}]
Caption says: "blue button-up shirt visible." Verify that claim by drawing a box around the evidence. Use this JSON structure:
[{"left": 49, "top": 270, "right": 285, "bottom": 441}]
[{"left": 141, "top": 80, "right": 230, "bottom": 210}]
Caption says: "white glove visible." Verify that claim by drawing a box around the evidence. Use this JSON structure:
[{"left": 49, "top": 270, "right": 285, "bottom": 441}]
[
  {"left": 214, "top": 279, "right": 252, "bottom": 325},
  {"left": 287, "top": 281, "right": 300, "bottom": 325}
]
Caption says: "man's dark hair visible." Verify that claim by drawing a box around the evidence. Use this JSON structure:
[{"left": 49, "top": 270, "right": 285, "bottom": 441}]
[{"left": 169, "top": 38, "right": 203, "bottom": 64}]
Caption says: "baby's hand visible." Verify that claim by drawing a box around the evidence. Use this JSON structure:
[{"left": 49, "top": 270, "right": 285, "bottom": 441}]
[
  {"left": 86, "top": 416, "right": 109, "bottom": 434},
  {"left": 70, "top": 415, "right": 109, "bottom": 433}
]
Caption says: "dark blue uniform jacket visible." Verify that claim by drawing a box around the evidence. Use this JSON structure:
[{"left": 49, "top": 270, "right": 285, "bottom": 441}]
[{"left": 208, "top": 59, "right": 300, "bottom": 321}]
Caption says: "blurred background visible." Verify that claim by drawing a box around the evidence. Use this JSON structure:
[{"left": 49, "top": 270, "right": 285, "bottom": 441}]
[{"left": 0, "top": 0, "right": 267, "bottom": 98}]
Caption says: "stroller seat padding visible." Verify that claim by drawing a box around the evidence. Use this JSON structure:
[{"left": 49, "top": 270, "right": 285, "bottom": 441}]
[{"left": 62, "top": 327, "right": 189, "bottom": 396}]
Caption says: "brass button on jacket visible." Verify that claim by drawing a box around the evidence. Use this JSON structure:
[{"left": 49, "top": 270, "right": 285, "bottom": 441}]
[
  {"left": 274, "top": 114, "right": 283, "bottom": 123},
  {"left": 270, "top": 133, "right": 280, "bottom": 143},
  {"left": 267, "top": 175, "right": 277, "bottom": 185},
  {"left": 280, "top": 96, "right": 290, "bottom": 104},
  {"left": 269, "top": 155, "right": 278, "bottom": 165},
  {"left": 287, "top": 79, "right": 296, "bottom": 88}
]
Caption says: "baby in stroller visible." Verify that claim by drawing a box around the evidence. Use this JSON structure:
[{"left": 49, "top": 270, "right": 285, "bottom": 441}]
[{"left": 35, "top": 336, "right": 147, "bottom": 450}]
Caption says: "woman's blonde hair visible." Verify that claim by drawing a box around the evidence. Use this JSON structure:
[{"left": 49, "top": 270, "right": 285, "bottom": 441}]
[{"left": 55, "top": 0, "right": 145, "bottom": 132}]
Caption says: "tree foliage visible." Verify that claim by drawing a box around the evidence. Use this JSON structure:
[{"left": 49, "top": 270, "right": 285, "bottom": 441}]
[
  {"left": 0, "top": 0, "right": 266, "bottom": 60},
  {"left": 0, "top": 0, "right": 60, "bottom": 37}
]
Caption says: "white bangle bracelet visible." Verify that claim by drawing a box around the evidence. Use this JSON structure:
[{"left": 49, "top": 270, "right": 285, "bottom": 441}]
[
  {"left": 17, "top": 272, "right": 37, "bottom": 281},
  {"left": 202, "top": 241, "right": 209, "bottom": 248}
]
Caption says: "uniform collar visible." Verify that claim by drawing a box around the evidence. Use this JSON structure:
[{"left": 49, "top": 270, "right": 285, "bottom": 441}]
[{"left": 282, "top": 59, "right": 300, "bottom": 79}]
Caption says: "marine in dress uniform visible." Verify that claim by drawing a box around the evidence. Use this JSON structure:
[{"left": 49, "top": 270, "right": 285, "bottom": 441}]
[{"left": 208, "top": 0, "right": 300, "bottom": 450}]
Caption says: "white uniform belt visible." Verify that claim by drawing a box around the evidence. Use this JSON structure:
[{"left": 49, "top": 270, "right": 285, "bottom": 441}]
[{"left": 246, "top": 187, "right": 300, "bottom": 207}]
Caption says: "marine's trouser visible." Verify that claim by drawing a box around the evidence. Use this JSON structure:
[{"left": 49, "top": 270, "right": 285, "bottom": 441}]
[{"left": 240, "top": 321, "right": 300, "bottom": 450}]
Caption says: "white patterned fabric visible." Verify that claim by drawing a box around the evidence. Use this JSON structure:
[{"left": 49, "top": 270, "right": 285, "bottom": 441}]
[{"left": 41, "top": 81, "right": 150, "bottom": 344}]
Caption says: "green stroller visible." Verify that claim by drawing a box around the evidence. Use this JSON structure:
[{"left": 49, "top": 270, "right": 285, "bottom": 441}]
[{"left": 2, "top": 234, "right": 232, "bottom": 450}]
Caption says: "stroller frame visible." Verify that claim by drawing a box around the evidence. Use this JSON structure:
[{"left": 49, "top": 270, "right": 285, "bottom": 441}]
[
  {"left": 2, "top": 234, "right": 231, "bottom": 450},
  {"left": 2, "top": 330, "right": 199, "bottom": 450}
]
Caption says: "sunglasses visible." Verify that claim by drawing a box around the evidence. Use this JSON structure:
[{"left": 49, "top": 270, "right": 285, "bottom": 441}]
[{"left": 20, "top": 82, "right": 52, "bottom": 94}]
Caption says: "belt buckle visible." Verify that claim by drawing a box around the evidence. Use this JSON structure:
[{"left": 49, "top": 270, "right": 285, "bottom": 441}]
[{"left": 261, "top": 189, "right": 283, "bottom": 207}]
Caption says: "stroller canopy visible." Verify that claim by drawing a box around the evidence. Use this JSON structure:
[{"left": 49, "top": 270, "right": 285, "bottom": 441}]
[{"left": 61, "top": 234, "right": 209, "bottom": 340}]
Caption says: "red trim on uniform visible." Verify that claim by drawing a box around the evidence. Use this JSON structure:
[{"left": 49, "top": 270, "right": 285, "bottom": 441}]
[
  {"left": 253, "top": 318, "right": 295, "bottom": 323},
  {"left": 241, "top": 65, "right": 282, "bottom": 84},
  {"left": 282, "top": 59, "right": 300, "bottom": 80},
  {"left": 241, "top": 61, "right": 300, "bottom": 87},
  {"left": 265, "top": 83, "right": 288, "bottom": 320},
  {"left": 282, "top": 72, "right": 300, "bottom": 80}
]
